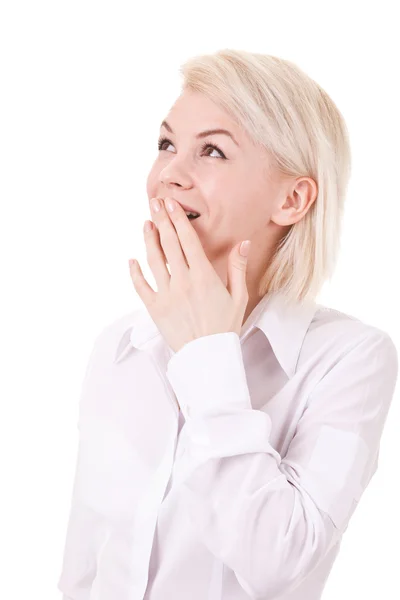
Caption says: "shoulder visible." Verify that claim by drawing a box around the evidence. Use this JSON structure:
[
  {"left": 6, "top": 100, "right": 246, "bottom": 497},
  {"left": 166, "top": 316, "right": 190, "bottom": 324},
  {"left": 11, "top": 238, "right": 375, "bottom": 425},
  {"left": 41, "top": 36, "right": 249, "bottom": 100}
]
[
  {"left": 301, "top": 303, "right": 398, "bottom": 375},
  {"left": 313, "top": 303, "right": 396, "bottom": 346}
]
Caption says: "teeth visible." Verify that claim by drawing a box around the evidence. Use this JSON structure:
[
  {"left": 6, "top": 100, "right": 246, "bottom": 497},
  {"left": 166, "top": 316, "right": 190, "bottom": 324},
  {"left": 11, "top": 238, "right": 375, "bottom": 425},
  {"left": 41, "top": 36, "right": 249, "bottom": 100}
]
[{"left": 185, "top": 211, "right": 200, "bottom": 218}]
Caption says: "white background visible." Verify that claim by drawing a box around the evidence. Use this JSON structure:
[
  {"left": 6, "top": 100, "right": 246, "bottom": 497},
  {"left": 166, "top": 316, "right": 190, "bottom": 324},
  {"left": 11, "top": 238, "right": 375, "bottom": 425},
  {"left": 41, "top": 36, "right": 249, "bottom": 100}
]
[{"left": 0, "top": 1, "right": 399, "bottom": 598}]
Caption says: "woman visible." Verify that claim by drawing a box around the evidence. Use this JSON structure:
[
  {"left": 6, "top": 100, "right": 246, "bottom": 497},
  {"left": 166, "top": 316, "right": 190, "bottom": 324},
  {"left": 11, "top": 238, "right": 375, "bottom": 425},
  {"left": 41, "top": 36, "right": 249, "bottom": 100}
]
[{"left": 57, "top": 49, "right": 398, "bottom": 600}]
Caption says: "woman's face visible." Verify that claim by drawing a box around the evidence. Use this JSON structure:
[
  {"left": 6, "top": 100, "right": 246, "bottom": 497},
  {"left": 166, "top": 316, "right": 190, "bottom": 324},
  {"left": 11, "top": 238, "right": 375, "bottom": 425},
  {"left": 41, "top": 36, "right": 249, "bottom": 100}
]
[{"left": 146, "top": 89, "right": 296, "bottom": 292}]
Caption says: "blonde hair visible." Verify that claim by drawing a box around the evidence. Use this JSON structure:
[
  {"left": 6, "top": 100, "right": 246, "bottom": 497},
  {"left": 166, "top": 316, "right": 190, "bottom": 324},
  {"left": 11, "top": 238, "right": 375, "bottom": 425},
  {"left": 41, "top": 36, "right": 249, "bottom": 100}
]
[{"left": 178, "top": 49, "right": 352, "bottom": 305}]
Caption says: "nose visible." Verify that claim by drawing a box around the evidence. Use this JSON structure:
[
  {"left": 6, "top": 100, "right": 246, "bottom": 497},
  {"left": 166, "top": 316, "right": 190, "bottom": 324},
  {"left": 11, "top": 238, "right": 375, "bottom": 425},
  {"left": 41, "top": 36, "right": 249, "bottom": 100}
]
[
  {"left": 161, "top": 173, "right": 183, "bottom": 187},
  {"left": 159, "top": 155, "right": 192, "bottom": 190}
]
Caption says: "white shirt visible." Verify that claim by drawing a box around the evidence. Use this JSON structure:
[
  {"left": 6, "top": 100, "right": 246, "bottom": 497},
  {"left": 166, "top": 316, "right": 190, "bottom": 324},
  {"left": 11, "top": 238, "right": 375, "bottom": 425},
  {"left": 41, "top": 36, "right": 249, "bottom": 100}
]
[{"left": 57, "top": 291, "right": 398, "bottom": 600}]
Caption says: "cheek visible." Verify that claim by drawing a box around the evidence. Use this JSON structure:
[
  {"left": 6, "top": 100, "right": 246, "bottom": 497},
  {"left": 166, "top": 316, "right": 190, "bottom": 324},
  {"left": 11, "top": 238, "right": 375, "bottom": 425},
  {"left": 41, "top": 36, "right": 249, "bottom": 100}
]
[
  {"left": 146, "top": 169, "right": 157, "bottom": 198},
  {"left": 204, "top": 174, "right": 231, "bottom": 196}
]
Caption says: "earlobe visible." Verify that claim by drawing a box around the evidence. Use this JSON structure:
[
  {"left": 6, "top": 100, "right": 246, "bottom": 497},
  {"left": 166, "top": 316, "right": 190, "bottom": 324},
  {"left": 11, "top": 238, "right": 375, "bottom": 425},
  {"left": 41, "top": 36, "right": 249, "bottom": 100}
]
[
  {"left": 270, "top": 198, "right": 300, "bottom": 227},
  {"left": 270, "top": 211, "right": 301, "bottom": 228}
]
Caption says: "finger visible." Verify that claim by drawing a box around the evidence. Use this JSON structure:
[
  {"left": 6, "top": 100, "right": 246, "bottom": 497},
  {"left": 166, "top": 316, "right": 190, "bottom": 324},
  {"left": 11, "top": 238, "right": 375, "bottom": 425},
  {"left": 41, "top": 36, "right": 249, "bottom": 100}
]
[
  {"left": 151, "top": 198, "right": 188, "bottom": 277},
  {"left": 129, "top": 258, "right": 157, "bottom": 307},
  {"left": 143, "top": 219, "right": 170, "bottom": 292},
  {"left": 164, "top": 197, "right": 208, "bottom": 271},
  {"left": 226, "top": 242, "right": 250, "bottom": 304}
]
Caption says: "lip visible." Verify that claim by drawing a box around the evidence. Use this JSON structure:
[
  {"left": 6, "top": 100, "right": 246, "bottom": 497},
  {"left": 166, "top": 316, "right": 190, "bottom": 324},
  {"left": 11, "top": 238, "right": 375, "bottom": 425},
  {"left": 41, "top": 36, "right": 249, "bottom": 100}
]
[
  {"left": 160, "top": 198, "right": 200, "bottom": 215},
  {"left": 178, "top": 202, "right": 201, "bottom": 215}
]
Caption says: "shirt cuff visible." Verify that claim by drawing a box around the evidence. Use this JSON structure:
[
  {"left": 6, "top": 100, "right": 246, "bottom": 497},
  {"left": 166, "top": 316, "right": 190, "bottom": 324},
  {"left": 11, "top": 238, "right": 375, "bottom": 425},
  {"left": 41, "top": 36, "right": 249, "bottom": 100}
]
[{"left": 166, "top": 332, "right": 252, "bottom": 420}]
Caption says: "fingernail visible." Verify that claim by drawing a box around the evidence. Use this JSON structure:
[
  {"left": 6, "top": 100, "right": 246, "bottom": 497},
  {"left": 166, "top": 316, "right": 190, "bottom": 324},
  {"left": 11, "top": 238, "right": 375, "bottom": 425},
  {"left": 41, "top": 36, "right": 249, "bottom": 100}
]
[
  {"left": 166, "top": 198, "right": 176, "bottom": 212},
  {"left": 240, "top": 240, "right": 251, "bottom": 257},
  {"left": 144, "top": 220, "right": 153, "bottom": 233},
  {"left": 152, "top": 198, "right": 161, "bottom": 212}
]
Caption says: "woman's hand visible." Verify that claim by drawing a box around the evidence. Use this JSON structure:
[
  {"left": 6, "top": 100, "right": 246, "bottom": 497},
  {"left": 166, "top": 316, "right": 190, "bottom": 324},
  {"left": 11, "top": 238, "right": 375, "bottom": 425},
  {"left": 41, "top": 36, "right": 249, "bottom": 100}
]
[{"left": 129, "top": 197, "right": 251, "bottom": 354}]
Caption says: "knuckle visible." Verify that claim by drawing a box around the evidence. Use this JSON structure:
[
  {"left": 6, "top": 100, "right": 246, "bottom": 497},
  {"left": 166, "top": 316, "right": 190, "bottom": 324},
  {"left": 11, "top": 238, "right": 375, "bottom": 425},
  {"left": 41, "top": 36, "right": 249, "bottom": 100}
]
[
  {"left": 164, "top": 226, "right": 176, "bottom": 240},
  {"left": 172, "top": 275, "right": 190, "bottom": 293}
]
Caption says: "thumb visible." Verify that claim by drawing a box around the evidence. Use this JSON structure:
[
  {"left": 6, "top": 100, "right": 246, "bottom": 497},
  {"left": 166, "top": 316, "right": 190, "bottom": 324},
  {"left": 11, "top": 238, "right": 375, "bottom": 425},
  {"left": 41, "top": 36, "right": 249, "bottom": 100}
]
[{"left": 226, "top": 240, "right": 251, "bottom": 300}]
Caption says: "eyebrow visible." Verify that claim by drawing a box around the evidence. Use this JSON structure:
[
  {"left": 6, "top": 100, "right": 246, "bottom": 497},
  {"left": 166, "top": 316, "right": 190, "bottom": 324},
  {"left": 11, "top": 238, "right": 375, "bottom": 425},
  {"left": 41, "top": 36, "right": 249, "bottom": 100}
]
[{"left": 160, "top": 120, "right": 239, "bottom": 147}]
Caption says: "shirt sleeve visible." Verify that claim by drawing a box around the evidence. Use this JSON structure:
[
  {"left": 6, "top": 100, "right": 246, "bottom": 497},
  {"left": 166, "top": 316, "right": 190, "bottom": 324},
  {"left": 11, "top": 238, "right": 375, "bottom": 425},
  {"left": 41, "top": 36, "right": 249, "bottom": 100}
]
[
  {"left": 166, "top": 329, "right": 398, "bottom": 600},
  {"left": 57, "top": 335, "right": 107, "bottom": 600}
]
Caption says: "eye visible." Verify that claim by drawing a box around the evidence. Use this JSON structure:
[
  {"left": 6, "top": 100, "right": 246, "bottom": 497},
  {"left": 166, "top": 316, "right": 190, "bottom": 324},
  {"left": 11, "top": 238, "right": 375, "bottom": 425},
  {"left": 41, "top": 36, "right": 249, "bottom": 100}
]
[
  {"left": 157, "top": 136, "right": 173, "bottom": 152},
  {"left": 157, "top": 137, "right": 226, "bottom": 159},
  {"left": 199, "top": 140, "right": 226, "bottom": 159}
]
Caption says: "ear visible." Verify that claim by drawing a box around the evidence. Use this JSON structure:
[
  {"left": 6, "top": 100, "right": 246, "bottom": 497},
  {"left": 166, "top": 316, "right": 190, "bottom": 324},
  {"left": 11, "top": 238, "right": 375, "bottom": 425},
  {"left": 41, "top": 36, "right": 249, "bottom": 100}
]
[{"left": 271, "top": 176, "right": 318, "bottom": 227}]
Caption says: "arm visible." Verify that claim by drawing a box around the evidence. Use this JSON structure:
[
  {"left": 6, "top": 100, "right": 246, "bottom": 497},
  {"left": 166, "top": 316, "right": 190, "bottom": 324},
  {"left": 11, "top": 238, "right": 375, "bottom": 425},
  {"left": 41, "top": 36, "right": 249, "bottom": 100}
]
[
  {"left": 57, "top": 335, "right": 106, "bottom": 600},
  {"left": 57, "top": 458, "right": 105, "bottom": 599},
  {"left": 166, "top": 329, "right": 398, "bottom": 599}
]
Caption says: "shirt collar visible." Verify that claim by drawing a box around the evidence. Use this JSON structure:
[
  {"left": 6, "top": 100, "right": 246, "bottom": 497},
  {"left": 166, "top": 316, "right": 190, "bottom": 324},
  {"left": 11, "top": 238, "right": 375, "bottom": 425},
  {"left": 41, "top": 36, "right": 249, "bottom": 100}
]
[{"left": 113, "top": 291, "right": 319, "bottom": 378}]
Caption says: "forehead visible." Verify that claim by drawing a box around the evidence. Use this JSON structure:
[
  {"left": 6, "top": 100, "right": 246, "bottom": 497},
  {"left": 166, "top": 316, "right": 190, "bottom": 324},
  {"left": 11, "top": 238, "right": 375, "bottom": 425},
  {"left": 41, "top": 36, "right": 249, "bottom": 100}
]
[
  {"left": 162, "top": 90, "right": 272, "bottom": 163},
  {"left": 165, "top": 89, "right": 237, "bottom": 130}
]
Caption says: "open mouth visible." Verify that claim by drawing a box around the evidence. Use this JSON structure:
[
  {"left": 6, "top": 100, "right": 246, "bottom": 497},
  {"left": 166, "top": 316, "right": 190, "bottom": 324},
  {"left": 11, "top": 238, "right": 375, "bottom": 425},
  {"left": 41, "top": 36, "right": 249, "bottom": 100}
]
[{"left": 185, "top": 212, "right": 201, "bottom": 221}]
